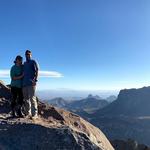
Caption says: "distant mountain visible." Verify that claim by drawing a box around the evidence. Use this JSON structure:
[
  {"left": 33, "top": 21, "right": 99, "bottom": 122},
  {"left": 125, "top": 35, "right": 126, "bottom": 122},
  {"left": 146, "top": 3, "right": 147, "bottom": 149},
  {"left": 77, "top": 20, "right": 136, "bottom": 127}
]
[
  {"left": 67, "top": 95, "right": 109, "bottom": 114},
  {"left": 47, "top": 94, "right": 109, "bottom": 114},
  {"left": 106, "top": 95, "right": 117, "bottom": 102},
  {"left": 87, "top": 94, "right": 102, "bottom": 100},
  {"left": 89, "top": 87, "right": 150, "bottom": 146},
  {"left": 64, "top": 96, "right": 83, "bottom": 101},
  {"left": 48, "top": 97, "right": 69, "bottom": 108}
]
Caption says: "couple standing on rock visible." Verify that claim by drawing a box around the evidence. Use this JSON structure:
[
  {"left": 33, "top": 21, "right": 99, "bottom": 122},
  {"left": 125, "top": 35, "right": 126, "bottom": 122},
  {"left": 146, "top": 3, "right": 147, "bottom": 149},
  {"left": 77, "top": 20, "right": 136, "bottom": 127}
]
[{"left": 10, "top": 50, "right": 39, "bottom": 119}]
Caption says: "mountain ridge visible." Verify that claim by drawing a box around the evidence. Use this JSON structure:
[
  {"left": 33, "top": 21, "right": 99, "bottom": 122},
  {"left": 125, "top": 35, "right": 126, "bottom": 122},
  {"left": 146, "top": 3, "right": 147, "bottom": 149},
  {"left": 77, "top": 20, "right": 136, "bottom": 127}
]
[
  {"left": 88, "top": 86, "right": 150, "bottom": 146},
  {"left": 94, "top": 86, "right": 150, "bottom": 117}
]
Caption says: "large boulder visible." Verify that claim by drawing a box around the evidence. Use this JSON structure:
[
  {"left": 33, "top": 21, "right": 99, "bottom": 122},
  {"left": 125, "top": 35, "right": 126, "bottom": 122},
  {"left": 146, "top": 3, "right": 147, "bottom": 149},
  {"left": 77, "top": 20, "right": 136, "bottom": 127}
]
[{"left": 0, "top": 81, "right": 114, "bottom": 150}]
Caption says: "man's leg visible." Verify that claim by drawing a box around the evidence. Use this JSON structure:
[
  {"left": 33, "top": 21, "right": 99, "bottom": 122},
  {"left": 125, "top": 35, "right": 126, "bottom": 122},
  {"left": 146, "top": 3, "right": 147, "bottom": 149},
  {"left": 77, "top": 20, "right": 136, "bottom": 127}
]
[
  {"left": 28, "top": 86, "right": 38, "bottom": 117},
  {"left": 22, "top": 86, "right": 31, "bottom": 116}
]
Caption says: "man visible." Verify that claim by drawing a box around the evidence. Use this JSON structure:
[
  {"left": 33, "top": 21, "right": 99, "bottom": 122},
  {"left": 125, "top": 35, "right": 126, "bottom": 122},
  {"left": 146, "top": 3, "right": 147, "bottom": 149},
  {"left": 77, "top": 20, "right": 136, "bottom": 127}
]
[{"left": 23, "top": 50, "right": 39, "bottom": 119}]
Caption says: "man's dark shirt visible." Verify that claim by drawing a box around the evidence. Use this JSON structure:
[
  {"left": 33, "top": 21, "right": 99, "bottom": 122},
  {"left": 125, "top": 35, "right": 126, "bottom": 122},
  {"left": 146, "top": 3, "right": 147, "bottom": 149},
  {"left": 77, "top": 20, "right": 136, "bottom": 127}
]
[{"left": 23, "top": 59, "right": 39, "bottom": 87}]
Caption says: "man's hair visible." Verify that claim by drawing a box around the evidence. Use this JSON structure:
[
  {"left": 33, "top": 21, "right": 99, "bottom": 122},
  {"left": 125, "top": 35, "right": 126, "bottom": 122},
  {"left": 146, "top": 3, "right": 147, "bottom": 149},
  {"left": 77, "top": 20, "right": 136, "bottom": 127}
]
[{"left": 25, "top": 50, "right": 32, "bottom": 55}]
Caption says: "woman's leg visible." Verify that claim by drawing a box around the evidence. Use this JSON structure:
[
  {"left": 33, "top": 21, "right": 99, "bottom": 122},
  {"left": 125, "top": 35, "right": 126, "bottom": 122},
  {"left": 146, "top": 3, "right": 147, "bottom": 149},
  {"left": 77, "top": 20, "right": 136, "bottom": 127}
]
[
  {"left": 18, "top": 88, "right": 23, "bottom": 106},
  {"left": 11, "top": 87, "right": 18, "bottom": 117},
  {"left": 17, "top": 88, "right": 24, "bottom": 117}
]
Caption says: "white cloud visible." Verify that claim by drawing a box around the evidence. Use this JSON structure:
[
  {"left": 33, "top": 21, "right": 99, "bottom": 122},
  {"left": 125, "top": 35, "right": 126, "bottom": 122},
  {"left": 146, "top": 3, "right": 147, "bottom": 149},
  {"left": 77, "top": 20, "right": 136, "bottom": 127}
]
[
  {"left": 39, "top": 71, "right": 63, "bottom": 78},
  {"left": 0, "top": 70, "right": 10, "bottom": 78},
  {"left": 0, "top": 70, "right": 63, "bottom": 78}
]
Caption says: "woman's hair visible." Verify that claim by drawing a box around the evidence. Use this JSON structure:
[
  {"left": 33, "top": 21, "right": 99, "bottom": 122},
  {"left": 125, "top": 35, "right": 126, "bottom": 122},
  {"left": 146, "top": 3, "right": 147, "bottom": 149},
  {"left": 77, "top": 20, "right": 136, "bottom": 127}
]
[{"left": 14, "top": 55, "right": 23, "bottom": 64}]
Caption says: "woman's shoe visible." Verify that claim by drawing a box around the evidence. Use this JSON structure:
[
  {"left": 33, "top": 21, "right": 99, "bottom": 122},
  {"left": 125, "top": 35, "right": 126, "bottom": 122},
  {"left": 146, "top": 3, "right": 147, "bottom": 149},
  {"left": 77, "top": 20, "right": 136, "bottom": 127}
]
[{"left": 11, "top": 110, "right": 16, "bottom": 118}]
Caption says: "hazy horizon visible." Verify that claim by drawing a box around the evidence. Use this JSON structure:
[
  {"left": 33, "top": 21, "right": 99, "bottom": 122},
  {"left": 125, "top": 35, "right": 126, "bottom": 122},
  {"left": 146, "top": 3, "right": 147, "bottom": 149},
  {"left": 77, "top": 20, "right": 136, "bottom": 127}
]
[{"left": 36, "top": 88, "right": 119, "bottom": 100}]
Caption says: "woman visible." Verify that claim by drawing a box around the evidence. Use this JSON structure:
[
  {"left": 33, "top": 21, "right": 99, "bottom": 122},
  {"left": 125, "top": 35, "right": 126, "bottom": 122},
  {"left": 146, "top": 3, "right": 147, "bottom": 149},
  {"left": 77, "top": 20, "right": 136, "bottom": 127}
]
[{"left": 10, "top": 55, "right": 24, "bottom": 117}]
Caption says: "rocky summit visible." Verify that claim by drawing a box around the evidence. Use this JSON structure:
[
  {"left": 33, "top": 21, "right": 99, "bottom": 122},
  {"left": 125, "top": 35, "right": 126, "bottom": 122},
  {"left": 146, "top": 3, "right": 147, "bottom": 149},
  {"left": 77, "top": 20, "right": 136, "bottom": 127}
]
[{"left": 0, "top": 81, "right": 114, "bottom": 150}]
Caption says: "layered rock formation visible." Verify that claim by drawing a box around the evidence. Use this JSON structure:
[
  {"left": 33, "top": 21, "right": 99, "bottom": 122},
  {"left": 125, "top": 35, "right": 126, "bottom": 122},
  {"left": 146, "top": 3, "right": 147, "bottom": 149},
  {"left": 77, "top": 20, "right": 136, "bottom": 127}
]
[
  {"left": 90, "top": 87, "right": 150, "bottom": 146},
  {"left": 94, "top": 87, "right": 150, "bottom": 117}
]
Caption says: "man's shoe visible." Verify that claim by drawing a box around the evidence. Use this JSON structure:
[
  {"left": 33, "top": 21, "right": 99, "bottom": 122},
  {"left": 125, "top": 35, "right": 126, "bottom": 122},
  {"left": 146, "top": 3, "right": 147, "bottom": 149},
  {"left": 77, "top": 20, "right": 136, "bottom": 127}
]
[
  {"left": 25, "top": 114, "right": 32, "bottom": 119},
  {"left": 32, "top": 114, "right": 38, "bottom": 120}
]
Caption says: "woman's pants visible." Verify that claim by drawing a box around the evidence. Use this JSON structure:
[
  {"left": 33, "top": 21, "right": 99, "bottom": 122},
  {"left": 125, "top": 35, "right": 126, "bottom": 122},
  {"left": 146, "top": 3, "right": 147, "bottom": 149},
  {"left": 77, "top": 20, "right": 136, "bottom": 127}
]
[{"left": 11, "top": 86, "right": 23, "bottom": 115}]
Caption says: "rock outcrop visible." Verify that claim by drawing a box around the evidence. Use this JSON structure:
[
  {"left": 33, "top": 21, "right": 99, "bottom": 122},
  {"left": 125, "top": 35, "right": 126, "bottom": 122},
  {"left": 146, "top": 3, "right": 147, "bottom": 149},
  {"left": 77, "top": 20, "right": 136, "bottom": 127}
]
[
  {"left": 94, "top": 87, "right": 150, "bottom": 117},
  {"left": 90, "top": 86, "right": 150, "bottom": 147},
  {"left": 0, "top": 81, "right": 114, "bottom": 150},
  {"left": 0, "top": 80, "right": 11, "bottom": 99},
  {"left": 111, "top": 139, "right": 150, "bottom": 150}
]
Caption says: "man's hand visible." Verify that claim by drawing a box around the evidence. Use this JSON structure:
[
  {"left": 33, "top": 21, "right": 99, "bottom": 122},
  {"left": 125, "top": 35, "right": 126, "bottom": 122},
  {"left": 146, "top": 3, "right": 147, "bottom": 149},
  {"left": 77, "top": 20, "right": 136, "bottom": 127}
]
[
  {"left": 32, "top": 81, "right": 36, "bottom": 86},
  {"left": 32, "top": 78, "right": 37, "bottom": 86}
]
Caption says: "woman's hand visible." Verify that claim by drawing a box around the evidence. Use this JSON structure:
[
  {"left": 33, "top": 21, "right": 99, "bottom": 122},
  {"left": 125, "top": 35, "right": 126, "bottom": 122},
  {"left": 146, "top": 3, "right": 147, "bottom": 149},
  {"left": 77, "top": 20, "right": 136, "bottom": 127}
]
[
  {"left": 12, "top": 73, "right": 24, "bottom": 80},
  {"left": 20, "top": 73, "right": 24, "bottom": 78}
]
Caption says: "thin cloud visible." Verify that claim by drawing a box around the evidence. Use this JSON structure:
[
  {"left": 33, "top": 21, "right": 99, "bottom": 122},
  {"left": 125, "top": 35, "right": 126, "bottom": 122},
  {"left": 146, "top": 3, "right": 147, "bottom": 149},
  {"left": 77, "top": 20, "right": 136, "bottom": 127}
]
[
  {"left": 0, "top": 70, "right": 63, "bottom": 78},
  {"left": 39, "top": 71, "right": 63, "bottom": 78}
]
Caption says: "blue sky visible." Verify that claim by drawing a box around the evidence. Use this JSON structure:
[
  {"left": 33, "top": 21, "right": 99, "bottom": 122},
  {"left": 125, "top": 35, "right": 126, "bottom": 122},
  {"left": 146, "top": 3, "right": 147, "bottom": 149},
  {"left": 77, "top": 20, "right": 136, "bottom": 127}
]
[{"left": 1, "top": 0, "right": 150, "bottom": 91}]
